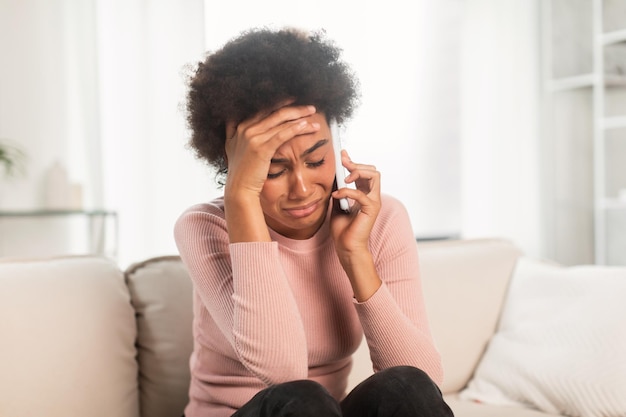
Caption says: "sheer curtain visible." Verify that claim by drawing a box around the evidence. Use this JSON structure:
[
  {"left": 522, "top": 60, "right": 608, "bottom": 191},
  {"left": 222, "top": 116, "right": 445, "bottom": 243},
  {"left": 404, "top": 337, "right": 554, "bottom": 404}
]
[{"left": 96, "top": 0, "right": 213, "bottom": 267}]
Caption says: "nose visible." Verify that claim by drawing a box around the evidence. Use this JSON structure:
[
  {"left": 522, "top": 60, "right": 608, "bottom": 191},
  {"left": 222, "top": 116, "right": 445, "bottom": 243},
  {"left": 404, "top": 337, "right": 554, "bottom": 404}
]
[{"left": 288, "top": 169, "right": 310, "bottom": 200}]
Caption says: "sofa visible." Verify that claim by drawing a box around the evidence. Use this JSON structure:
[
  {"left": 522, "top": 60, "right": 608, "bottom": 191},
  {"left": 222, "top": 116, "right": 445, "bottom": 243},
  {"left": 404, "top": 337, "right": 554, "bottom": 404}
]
[{"left": 1, "top": 238, "right": 624, "bottom": 417}]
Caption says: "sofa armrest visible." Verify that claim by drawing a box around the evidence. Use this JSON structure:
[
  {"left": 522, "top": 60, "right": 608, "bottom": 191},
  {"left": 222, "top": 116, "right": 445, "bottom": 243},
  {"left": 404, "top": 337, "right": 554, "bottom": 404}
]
[
  {"left": 0, "top": 256, "right": 139, "bottom": 417},
  {"left": 418, "top": 238, "right": 523, "bottom": 394}
]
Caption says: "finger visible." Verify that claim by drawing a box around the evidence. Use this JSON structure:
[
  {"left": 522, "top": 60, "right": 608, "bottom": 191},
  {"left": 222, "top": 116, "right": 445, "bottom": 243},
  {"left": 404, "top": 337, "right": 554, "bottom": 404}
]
[
  {"left": 268, "top": 97, "right": 297, "bottom": 113},
  {"left": 247, "top": 105, "right": 317, "bottom": 136},
  {"left": 334, "top": 170, "right": 380, "bottom": 197},
  {"left": 267, "top": 118, "right": 321, "bottom": 148},
  {"left": 341, "top": 150, "right": 376, "bottom": 173},
  {"left": 241, "top": 98, "right": 298, "bottom": 129},
  {"left": 343, "top": 158, "right": 380, "bottom": 183},
  {"left": 338, "top": 152, "right": 377, "bottom": 188},
  {"left": 331, "top": 192, "right": 351, "bottom": 215},
  {"left": 345, "top": 167, "right": 378, "bottom": 185},
  {"left": 332, "top": 187, "right": 377, "bottom": 216},
  {"left": 263, "top": 106, "right": 316, "bottom": 127},
  {"left": 228, "top": 103, "right": 315, "bottom": 140},
  {"left": 347, "top": 174, "right": 380, "bottom": 199}
]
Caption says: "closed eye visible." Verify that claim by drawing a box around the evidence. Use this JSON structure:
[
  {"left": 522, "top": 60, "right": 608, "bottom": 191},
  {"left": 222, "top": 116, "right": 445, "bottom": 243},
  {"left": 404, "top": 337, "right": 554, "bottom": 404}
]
[
  {"left": 267, "top": 169, "right": 286, "bottom": 179},
  {"left": 306, "top": 158, "right": 326, "bottom": 168}
]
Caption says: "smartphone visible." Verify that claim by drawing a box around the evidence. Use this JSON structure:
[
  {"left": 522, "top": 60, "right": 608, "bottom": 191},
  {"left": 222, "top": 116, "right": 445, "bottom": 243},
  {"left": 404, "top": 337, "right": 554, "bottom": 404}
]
[{"left": 330, "top": 120, "right": 350, "bottom": 213}]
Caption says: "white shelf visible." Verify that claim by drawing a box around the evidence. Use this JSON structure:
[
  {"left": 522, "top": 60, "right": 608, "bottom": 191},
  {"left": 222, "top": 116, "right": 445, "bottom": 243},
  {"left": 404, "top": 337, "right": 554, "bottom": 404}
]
[
  {"left": 605, "top": 74, "right": 626, "bottom": 87},
  {"left": 601, "top": 116, "right": 626, "bottom": 130},
  {"left": 600, "top": 198, "right": 626, "bottom": 210},
  {"left": 547, "top": 74, "right": 626, "bottom": 91},
  {"left": 544, "top": 0, "right": 626, "bottom": 265},
  {"left": 601, "top": 29, "right": 626, "bottom": 45},
  {"left": 547, "top": 74, "right": 595, "bottom": 91}
]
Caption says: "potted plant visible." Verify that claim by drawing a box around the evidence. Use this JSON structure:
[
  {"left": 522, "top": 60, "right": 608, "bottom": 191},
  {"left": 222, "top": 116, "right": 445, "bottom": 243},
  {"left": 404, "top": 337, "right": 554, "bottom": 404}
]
[{"left": 0, "top": 140, "right": 26, "bottom": 178}]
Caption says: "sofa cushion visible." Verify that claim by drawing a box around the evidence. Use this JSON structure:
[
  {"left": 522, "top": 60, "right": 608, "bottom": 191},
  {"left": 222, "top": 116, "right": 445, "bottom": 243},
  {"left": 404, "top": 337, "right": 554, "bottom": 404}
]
[
  {"left": 125, "top": 256, "right": 194, "bottom": 417},
  {"left": 0, "top": 256, "right": 139, "bottom": 417},
  {"left": 418, "top": 238, "right": 522, "bottom": 394},
  {"left": 444, "top": 394, "right": 558, "bottom": 417},
  {"left": 460, "top": 257, "right": 626, "bottom": 417}
]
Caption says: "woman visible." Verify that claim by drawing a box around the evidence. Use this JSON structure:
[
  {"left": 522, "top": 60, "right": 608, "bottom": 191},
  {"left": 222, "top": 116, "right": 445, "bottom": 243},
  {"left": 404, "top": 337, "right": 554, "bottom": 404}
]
[{"left": 175, "top": 27, "right": 454, "bottom": 417}]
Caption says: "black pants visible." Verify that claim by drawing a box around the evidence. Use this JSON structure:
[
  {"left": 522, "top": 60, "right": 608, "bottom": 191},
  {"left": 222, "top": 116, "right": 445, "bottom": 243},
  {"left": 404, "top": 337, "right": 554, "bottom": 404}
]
[{"left": 231, "top": 366, "right": 454, "bottom": 417}]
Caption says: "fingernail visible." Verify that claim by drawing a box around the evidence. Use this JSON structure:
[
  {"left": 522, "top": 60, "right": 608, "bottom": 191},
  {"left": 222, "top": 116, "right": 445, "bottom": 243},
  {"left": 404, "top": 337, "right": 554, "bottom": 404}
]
[
  {"left": 307, "top": 105, "right": 316, "bottom": 112},
  {"left": 311, "top": 122, "right": 320, "bottom": 128}
]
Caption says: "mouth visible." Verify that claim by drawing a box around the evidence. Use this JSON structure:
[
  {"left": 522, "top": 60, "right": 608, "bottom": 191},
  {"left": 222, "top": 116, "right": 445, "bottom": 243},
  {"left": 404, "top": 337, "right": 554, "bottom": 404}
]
[{"left": 283, "top": 199, "right": 322, "bottom": 219}]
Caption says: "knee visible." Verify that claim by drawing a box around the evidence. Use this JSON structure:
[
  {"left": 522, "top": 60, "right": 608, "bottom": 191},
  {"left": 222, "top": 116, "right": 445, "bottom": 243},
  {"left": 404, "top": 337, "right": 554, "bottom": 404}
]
[
  {"left": 343, "top": 366, "right": 453, "bottom": 417},
  {"left": 265, "top": 380, "right": 342, "bottom": 415},
  {"left": 378, "top": 365, "right": 440, "bottom": 392},
  {"left": 268, "top": 379, "right": 332, "bottom": 399},
  {"left": 360, "top": 366, "right": 439, "bottom": 392},
  {"left": 377, "top": 366, "right": 452, "bottom": 416}
]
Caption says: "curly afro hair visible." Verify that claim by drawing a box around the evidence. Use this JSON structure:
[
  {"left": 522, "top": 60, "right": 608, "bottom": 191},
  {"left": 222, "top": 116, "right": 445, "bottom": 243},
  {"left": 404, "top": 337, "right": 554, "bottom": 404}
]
[{"left": 185, "top": 27, "right": 360, "bottom": 181}]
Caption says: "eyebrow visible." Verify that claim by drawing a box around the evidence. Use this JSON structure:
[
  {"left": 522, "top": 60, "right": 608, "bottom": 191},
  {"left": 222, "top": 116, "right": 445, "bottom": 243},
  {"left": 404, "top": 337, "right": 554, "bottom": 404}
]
[{"left": 270, "top": 139, "right": 329, "bottom": 164}]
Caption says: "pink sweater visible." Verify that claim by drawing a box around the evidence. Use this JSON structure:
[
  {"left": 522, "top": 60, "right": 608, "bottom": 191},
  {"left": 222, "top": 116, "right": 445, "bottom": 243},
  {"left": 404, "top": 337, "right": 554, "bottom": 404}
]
[{"left": 174, "top": 194, "right": 443, "bottom": 417}]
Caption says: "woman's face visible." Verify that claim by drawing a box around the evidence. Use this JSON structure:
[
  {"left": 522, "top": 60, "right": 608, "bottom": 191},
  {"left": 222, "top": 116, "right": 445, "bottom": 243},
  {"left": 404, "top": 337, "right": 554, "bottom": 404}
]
[{"left": 260, "top": 112, "right": 336, "bottom": 239}]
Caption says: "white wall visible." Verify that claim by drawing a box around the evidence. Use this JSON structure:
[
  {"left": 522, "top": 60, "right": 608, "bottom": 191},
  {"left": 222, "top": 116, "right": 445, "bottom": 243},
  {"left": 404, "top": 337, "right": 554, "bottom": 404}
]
[
  {"left": 459, "top": 0, "right": 543, "bottom": 258},
  {"left": 204, "top": 0, "right": 464, "bottom": 240}
]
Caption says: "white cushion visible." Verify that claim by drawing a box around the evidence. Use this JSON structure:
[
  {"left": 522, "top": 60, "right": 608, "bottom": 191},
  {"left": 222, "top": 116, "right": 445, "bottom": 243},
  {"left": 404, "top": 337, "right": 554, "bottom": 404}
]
[
  {"left": 0, "top": 256, "right": 139, "bottom": 417},
  {"left": 460, "top": 257, "right": 626, "bottom": 417},
  {"left": 444, "top": 394, "right": 558, "bottom": 417}
]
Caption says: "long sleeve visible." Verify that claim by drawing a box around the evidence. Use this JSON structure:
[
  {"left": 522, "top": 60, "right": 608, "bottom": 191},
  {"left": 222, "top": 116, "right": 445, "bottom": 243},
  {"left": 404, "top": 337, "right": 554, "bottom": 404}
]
[
  {"left": 354, "top": 196, "right": 444, "bottom": 385},
  {"left": 174, "top": 203, "right": 308, "bottom": 385}
]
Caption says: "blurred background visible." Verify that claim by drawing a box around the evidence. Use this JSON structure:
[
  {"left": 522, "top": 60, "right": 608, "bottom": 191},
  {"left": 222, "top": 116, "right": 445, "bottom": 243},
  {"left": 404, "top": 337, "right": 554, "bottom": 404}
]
[{"left": 0, "top": 0, "right": 624, "bottom": 268}]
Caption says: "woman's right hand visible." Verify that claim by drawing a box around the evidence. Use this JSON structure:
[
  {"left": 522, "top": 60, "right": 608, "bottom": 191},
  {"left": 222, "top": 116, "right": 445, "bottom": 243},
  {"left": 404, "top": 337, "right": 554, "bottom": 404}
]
[{"left": 224, "top": 103, "right": 320, "bottom": 202}]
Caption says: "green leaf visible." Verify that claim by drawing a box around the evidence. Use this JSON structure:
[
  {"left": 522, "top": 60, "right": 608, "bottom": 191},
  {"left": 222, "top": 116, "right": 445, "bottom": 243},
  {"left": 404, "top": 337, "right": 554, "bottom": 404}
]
[{"left": 0, "top": 140, "right": 27, "bottom": 178}]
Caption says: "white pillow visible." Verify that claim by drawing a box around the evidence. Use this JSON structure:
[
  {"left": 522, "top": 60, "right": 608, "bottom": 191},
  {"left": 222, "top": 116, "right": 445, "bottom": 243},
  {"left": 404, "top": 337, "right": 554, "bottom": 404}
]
[{"left": 460, "top": 257, "right": 626, "bottom": 417}]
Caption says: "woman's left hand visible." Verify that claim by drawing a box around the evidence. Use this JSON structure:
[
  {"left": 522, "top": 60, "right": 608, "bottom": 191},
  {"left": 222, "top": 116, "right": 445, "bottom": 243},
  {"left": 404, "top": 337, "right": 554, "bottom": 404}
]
[{"left": 330, "top": 150, "right": 381, "bottom": 257}]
